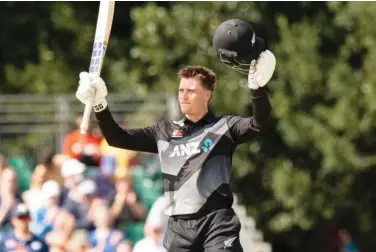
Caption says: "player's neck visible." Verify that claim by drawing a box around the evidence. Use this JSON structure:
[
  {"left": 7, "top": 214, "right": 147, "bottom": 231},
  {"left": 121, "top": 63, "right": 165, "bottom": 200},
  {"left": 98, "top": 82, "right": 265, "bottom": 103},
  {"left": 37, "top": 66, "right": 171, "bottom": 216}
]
[{"left": 185, "top": 108, "right": 208, "bottom": 123}]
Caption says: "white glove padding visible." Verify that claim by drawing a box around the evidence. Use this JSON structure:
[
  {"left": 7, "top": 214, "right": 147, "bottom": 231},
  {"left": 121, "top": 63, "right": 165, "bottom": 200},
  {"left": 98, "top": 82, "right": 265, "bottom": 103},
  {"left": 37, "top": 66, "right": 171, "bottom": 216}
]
[
  {"left": 76, "top": 72, "right": 108, "bottom": 112},
  {"left": 248, "top": 50, "right": 276, "bottom": 90}
]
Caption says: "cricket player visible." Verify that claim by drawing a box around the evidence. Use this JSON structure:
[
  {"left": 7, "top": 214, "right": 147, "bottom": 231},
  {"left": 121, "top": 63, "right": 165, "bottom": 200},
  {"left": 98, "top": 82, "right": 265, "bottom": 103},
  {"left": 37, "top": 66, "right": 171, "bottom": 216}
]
[{"left": 76, "top": 21, "right": 276, "bottom": 252}]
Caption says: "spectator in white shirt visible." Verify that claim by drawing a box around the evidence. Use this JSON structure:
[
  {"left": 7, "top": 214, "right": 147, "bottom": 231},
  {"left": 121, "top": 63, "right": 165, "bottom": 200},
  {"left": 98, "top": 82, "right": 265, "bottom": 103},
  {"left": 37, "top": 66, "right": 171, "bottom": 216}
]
[{"left": 132, "top": 195, "right": 168, "bottom": 252}]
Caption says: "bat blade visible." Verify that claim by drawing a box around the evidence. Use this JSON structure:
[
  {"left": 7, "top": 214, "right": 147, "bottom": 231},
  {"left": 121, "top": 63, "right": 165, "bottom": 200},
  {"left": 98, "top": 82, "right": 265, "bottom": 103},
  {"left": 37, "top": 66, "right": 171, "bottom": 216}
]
[{"left": 80, "top": 0, "right": 115, "bottom": 134}]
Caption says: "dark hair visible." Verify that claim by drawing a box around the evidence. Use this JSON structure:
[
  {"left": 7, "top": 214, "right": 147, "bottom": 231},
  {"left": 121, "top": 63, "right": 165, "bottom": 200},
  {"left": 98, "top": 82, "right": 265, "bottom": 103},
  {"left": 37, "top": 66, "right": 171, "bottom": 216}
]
[
  {"left": 178, "top": 66, "right": 216, "bottom": 92},
  {"left": 37, "top": 149, "right": 55, "bottom": 168}
]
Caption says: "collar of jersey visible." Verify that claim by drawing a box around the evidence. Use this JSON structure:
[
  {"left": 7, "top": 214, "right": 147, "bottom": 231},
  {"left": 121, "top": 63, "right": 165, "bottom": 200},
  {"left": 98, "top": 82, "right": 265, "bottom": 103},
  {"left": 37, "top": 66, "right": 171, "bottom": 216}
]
[{"left": 183, "top": 110, "right": 215, "bottom": 126}]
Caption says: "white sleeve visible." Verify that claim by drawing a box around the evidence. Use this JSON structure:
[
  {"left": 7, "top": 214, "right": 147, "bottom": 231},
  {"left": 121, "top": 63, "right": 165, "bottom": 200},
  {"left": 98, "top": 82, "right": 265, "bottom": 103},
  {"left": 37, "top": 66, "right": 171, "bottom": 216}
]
[
  {"left": 145, "top": 195, "right": 168, "bottom": 229},
  {"left": 132, "top": 240, "right": 143, "bottom": 252}
]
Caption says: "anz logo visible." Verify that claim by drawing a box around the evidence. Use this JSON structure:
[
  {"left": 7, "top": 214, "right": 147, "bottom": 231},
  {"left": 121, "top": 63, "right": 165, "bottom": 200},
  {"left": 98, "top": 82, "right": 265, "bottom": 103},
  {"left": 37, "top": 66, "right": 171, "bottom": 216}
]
[{"left": 169, "top": 138, "right": 213, "bottom": 157}]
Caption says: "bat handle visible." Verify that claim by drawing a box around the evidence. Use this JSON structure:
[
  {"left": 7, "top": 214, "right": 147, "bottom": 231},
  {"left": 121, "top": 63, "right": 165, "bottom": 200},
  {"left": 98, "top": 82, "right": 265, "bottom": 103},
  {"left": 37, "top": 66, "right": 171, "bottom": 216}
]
[{"left": 80, "top": 103, "right": 92, "bottom": 134}]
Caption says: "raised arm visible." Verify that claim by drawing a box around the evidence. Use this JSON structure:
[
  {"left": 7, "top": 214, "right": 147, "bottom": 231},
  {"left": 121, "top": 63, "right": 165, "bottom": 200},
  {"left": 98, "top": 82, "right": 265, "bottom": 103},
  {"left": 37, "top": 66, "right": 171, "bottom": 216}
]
[
  {"left": 95, "top": 108, "right": 159, "bottom": 153},
  {"left": 76, "top": 72, "right": 159, "bottom": 153},
  {"left": 228, "top": 88, "right": 271, "bottom": 145},
  {"left": 229, "top": 50, "right": 276, "bottom": 145}
]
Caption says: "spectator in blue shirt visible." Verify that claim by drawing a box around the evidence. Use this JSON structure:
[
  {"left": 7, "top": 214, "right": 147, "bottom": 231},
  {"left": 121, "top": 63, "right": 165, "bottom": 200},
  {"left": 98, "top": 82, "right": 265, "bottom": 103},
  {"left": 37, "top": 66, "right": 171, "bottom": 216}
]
[
  {"left": 32, "top": 180, "right": 63, "bottom": 240},
  {"left": 0, "top": 203, "right": 48, "bottom": 252},
  {"left": 63, "top": 179, "right": 104, "bottom": 231},
  {"left": 88, "top": 203, "right": 132, "bottom": 252},
  {"left": 339, "top": 228, "right": 360, "bottom": 252}
]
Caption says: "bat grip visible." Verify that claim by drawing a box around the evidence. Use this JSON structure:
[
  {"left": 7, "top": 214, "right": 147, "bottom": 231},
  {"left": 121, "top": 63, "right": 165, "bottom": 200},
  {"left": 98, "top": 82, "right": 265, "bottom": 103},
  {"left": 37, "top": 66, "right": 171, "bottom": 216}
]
[{"left": 80, "top": 103, "right": 92, "bottom": 134}]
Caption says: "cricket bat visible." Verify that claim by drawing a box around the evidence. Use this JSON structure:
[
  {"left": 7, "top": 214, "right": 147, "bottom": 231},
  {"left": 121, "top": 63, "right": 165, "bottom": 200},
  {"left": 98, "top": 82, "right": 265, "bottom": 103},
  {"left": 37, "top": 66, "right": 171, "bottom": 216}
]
[{"left": 80, "top": 0, "right": 115, "bottom": 134}]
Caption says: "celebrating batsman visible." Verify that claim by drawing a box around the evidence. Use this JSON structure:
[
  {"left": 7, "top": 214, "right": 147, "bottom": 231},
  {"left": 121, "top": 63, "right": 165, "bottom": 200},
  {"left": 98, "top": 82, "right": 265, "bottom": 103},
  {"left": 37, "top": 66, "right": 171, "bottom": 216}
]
[{"left": 76, "top": 19, "right": 276, "bottom": 252}]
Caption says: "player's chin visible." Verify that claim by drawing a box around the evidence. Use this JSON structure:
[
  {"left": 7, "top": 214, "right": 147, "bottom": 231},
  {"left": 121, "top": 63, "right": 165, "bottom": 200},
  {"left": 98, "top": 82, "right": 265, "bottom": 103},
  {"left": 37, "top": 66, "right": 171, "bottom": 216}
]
[{"left": 180, "top": 105, "right": 191, "bottom": 114}]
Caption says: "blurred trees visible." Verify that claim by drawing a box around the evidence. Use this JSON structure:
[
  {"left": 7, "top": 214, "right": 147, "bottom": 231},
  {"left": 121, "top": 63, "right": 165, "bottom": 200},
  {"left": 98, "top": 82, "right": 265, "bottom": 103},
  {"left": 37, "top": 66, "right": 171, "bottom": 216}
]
[
  {"left": 2, "top": 1, "right": 376, "bottom": 251},
  {"left": 0, "top": 1, "right": 142, "bottom": 94}
]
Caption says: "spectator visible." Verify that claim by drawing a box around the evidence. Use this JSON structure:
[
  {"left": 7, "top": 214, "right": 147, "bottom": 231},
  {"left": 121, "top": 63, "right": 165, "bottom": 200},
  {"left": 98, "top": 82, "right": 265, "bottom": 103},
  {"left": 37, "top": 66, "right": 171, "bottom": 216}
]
[
  {"left": 0, "top": 155, "right": 31, "bottom": 194},
  {"left": 22, "top": 164, "right": 48, "bottom": 217},
  {"left": 60, "top": 158, "right": 87, "bottom": 206},
  {"left": 44, "top": 209, "right": 75, "bottom": 251},
  {"left": 145, "top": 195, "right": 168, "bottom": 236},
  {"left": 339, "top": 229, "right": 360, "bottom": 252},
  {"left": 109, "top": 170, "right": 146, "bottom": 228},
  {"left": 0, "top": 154, "right": 9, "bottom": 177},
  {"left": 32, "top": 180, "right": 64, "bottom": 240},
  {"left": 132, "top": 194, "right": 168, "bottom": 252},
  {"left": 64, "top": 179, "right": 104, "bottom": 231},
  {"left": 132, "top": 224, "right": 166, "bottom": 252},
  {"left": 68, "top": 229, "right": 91, "bottom": 252},
  {"left": 0, "top": 168, "right": 22, "bottom": 228},
  {"left": 88, "top": 204, "right": 132, "bottom": 252},
  {"left": 88, "top": 159, "right": 116, "bottom": 202},
  {"left": 37, "top": 150, "right": 65, "bottom": 185},
  {"left": 5, "top": 155, "right": 33, "bottom": 194},
  {"left": 0, "top": 203, "right": 48, "bottom": 252},
  {"left": 52, "top": 154, "right": 70, "bottom": 168},
  {"left": 62, "top": 115, "right": 102, "bottom": 166},
  {"left": 89, "top": 168, "right": 116, "bottom": 202},
  {"left": 52, "top": 154, "right": 70, "bottom": 186}
]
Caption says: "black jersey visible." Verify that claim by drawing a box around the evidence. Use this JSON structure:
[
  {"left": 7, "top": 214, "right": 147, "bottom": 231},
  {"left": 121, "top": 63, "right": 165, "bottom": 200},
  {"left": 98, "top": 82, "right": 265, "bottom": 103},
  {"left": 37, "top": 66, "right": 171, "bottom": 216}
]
[{"left": 95, "top": 88, "right": 271, "bottom": 217}]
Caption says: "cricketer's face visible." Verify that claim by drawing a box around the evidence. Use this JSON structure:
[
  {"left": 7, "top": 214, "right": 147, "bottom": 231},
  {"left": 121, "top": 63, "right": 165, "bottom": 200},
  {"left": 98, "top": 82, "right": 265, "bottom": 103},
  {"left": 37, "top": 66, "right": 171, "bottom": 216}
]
[{"left": 179, "top": 78, "right": 211, "bottom": 116}]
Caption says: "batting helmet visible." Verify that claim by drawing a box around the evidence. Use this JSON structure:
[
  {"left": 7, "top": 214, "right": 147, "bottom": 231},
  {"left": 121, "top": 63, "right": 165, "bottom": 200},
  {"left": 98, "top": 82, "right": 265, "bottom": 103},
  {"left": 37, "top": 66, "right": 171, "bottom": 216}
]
[{"left": 213, "top": 19, "right": 266, "bottom": 74}]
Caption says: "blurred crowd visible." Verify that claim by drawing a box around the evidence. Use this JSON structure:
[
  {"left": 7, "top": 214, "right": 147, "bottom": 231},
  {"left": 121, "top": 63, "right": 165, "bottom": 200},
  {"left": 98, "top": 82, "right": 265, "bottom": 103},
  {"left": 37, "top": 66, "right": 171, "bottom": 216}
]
[{"left": 0, "top": 115, "right": 168, "bottom": 252}]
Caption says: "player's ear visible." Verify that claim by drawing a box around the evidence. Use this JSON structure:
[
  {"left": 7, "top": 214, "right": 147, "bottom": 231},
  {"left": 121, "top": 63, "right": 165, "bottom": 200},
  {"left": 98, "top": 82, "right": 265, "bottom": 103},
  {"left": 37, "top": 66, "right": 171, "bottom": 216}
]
[{"left": 205, "top": 90, "right": 212, "bottom": 101}]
